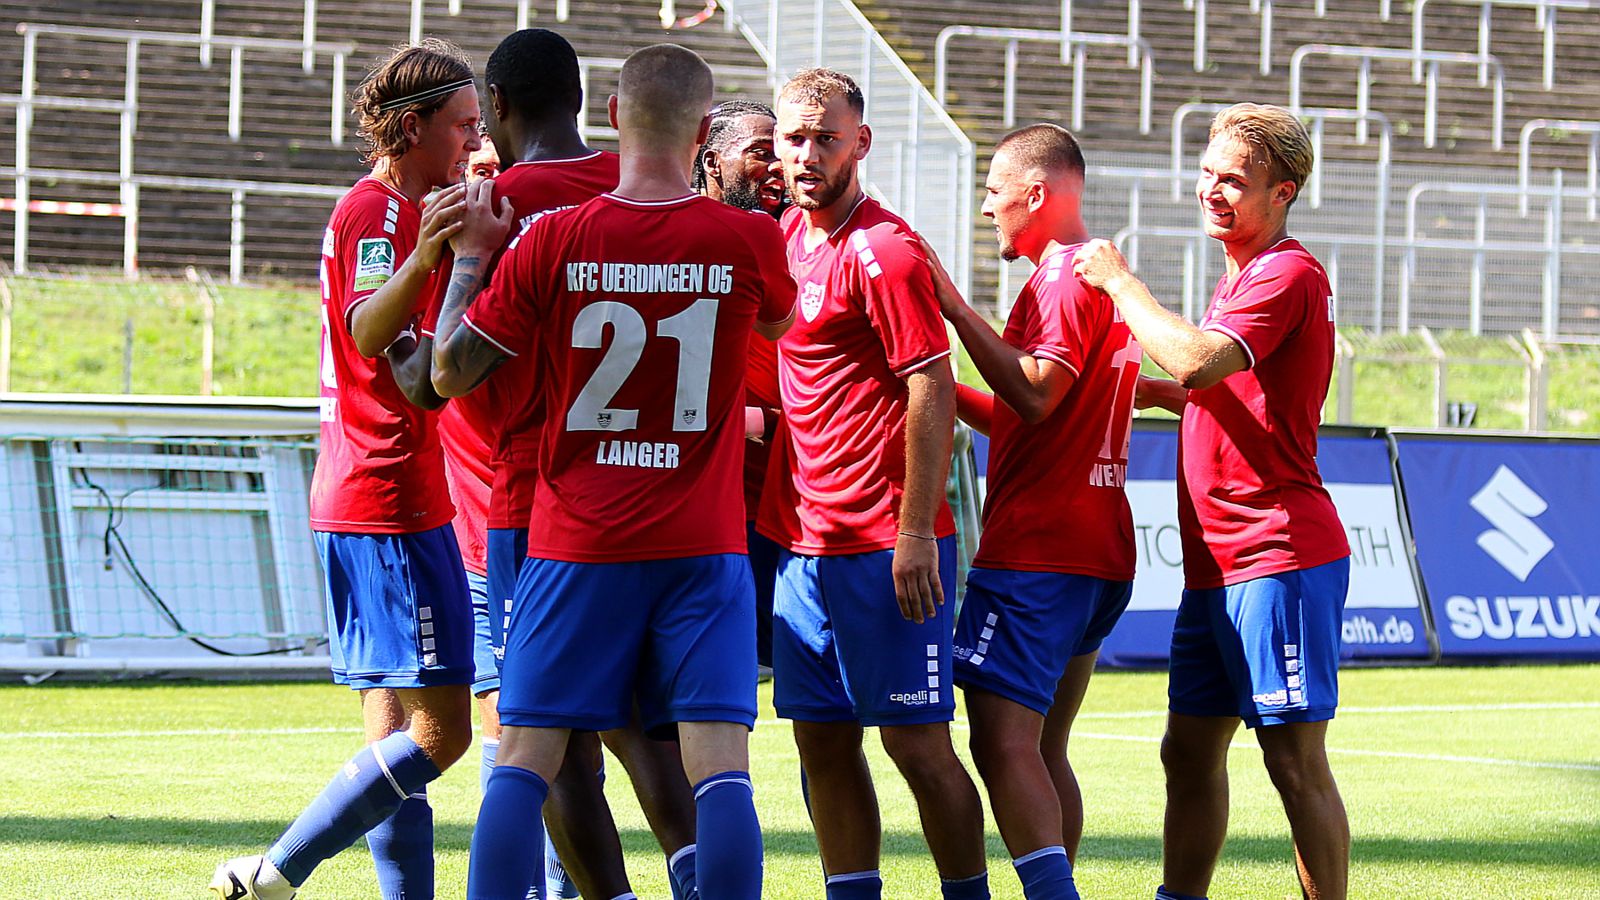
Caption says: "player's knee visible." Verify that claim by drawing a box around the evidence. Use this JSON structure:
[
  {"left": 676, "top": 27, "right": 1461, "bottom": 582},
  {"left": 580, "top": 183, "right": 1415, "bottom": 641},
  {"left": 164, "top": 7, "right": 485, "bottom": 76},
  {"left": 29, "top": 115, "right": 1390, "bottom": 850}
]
[
  {"left": 880, "top": 725, "right": 959, "bottom": 781},
  {"left": 1260, "top": 741, "right": 1330, "bottom": 800},
  {"left": 793, "top": 722, "right": 863, "bottom": 766},
  {"left": 1160, "top": 731, "right": 1224, "bottom": 783},
  {"left": 967, "top": 726, "right": 1032, "bottom": 782}
]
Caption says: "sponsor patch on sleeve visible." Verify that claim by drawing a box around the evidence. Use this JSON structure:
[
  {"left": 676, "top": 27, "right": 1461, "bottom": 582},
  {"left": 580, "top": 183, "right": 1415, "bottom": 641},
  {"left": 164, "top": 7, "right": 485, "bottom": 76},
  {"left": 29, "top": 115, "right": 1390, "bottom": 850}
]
[{"left": 354, "top": 238, "right": 395, "bottom": 291}]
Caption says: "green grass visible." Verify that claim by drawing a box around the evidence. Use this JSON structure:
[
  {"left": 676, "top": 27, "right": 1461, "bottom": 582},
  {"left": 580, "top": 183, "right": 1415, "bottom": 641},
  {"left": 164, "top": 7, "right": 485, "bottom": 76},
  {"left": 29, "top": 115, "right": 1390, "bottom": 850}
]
[{"left": 2, "top": 667, "right": 1597, "bottom": 898}]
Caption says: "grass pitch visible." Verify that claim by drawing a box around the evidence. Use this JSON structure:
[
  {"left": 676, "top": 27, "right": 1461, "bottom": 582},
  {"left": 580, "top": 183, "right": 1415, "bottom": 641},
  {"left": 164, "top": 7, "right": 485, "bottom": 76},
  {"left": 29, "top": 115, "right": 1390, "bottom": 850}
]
[{"left": 2, "top": 666, "right": 1597, "bottom": 899}]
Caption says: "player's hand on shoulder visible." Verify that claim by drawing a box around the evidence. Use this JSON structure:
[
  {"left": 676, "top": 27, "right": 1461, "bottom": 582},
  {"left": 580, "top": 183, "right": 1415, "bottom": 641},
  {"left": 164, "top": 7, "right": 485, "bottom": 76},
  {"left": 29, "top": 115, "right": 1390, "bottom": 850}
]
[
  {"left": 916, "top": 235, "right": 968, "bottom": 320},
  {"left": 416, "top": 183, "right": 468, "bottom": 270},
  {"left": 892, "top": 531, "right": 943, "bottom": 624},
  {"left": 450, "top": 178, "right": 516, "bottom": 260},
  {"left": 1072, "top": 238, "right": 1132, "bottom": 291}
]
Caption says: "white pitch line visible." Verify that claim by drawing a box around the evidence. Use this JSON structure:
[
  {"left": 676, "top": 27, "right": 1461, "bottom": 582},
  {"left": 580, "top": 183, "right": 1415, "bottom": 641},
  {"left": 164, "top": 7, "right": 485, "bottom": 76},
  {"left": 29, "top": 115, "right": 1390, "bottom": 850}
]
[
  {"left": 0, "top": 726, "right": 358, "bottom": 741},
  {"left": 1075, "top": 700, "right": 1600, "bottom": 720},
  {"left": 1069, "top": 732, "right": 1600, "bottom": 772}
]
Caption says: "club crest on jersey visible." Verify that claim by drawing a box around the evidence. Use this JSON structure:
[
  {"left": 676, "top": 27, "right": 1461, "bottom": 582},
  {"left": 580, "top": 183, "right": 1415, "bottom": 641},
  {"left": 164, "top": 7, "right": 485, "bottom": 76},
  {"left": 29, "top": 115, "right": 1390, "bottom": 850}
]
[
  {"left": 800, "top": 281, "right": 825, "bottom": 322},
  {"left": 597, "top": 411, "right": 612, "bottom": 428},
  {"left": 682, "top": 409, "right": 698, "bottom": 426},
  {"left": 354, "top": 238, "right": 395, "bottom": 291}
]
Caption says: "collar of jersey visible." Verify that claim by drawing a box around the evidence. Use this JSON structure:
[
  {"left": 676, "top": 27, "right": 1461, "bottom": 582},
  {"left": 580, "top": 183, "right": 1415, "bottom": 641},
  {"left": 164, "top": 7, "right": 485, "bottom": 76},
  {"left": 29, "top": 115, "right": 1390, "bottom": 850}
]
[
  {"left": 602, "top": 192, "right": 700, "bottom": 208},
  {"left": 361, "top": 176, "right": 414, "bottom": 207},
  {"left": 504, "top": 150, "right": 603, "bottom": 169},
  {"left": 826, "top": 193, "right": 870, "bottom": 241}
]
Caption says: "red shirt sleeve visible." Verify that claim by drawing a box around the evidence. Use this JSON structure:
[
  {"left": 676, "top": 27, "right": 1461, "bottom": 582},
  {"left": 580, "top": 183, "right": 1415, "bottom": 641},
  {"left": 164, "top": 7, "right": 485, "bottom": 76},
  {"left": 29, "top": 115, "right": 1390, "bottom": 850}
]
[
  {"left": 849, "top": 225, "right": 951, "bottom": 376},
  {"left": 460, "top": 220, "right": 543, "bottom": 359},
  {"left": 1027, "top": 256, "right": 1100, "bottom": 377},
  {"left": 1203, "top": 262, "right": 1316, "bottom": 369},
  {"left": 336, "top": 192, "right": 418, "bottom": 333},
  {"left": 956, "top": 383, "right": 995, "bottom": 434},
  {"left": 747, "top": 213, "right": 798, "bottom": 325}
]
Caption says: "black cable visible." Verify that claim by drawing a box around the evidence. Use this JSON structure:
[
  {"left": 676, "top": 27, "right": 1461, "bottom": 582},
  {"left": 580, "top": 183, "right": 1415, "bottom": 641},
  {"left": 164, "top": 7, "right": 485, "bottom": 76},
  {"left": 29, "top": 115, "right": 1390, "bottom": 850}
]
[{"left": 70, "top": 460, "right": 323, "bottom": 657}]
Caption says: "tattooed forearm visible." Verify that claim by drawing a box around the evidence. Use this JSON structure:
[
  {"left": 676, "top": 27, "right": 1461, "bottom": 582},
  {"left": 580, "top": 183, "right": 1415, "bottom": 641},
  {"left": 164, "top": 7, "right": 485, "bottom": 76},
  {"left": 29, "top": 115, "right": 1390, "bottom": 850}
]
[{"left": 431, "top": 255, "right": 487, "bottom": 350}]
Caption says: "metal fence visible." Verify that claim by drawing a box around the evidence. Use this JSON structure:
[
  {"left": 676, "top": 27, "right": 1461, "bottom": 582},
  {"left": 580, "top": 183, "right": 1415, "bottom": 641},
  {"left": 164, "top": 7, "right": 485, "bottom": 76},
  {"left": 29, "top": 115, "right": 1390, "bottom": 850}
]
[{"left": 719, "top": 0, "right": 976, "bottom": 300}]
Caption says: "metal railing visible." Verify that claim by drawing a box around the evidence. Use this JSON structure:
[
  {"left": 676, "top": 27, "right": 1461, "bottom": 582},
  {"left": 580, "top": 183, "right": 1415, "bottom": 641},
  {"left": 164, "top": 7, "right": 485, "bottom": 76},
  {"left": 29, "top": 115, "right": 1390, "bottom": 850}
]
[
  {"left": 7, "top": 23, "right": 354, "bottom": 279},
  {"left": 1288, "top": 43, "right": 1505, "bottom": 150},
  {"left": 719, "top": 0, "right": 976, "bottom": 301},
  {"left": 1518, "top": 119, "right": 1600, "bottom": 217},
  {"left": 935, "top": 26, "right": 1155, "bottom": 135},
  {"left": 1059, "top": 0, "right": 1143, "bottom": 67},
  {"left": 1400, "top": 175, "right": 1600, "bottom": 338},
  {"left": 1412, "top": 0, "right": 1597, "bottom": 90}
]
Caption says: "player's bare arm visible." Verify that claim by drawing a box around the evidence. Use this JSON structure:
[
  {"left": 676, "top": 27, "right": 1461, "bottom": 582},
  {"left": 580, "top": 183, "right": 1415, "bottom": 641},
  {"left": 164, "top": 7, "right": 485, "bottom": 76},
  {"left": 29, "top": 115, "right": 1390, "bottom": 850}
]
[
  {"left": 349, "top": 183, "right": 468, "bottom": 358},
  {"left": 430, "top": 268, "right": 509, "bottom": 398},
  {"left": 1074, "top": 238, "right": 1247, "bottom": 390},
  {"left": 1135, "top": 374, "right": 1187, "bottom": 415},
  {"left": 895, "top": 361, "right": 955, "bottom": 624},
  {"left": 922, "top": 236, "right": 1074, "bottom": 424},
  {"left": 386, "top": 334, "right": 445, "bottom": 410},
  {"left": 754, "top": 306, "right": 794, "bottom": 341},
  {"left": 431, "top": 181, "right": 516, "bottom": 349}
]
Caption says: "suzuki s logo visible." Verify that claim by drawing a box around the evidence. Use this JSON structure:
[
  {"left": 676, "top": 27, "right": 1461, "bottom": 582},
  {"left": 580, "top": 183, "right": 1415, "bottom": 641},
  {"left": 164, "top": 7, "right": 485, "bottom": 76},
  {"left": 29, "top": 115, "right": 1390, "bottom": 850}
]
[{"left": 1469, "top": 465, "right": 1553, "bottom": 582}]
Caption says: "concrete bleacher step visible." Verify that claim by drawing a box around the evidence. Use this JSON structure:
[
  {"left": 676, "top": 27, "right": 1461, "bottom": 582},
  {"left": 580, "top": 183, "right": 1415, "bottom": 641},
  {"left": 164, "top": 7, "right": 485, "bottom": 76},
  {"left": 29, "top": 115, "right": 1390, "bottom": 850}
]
[{"left": 0, "top": 0, "right": 773, "bottom": 279}]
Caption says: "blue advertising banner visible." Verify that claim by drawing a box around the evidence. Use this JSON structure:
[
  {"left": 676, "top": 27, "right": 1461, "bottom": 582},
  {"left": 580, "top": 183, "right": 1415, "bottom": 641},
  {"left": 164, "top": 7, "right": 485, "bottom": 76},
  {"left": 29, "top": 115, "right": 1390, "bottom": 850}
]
[
  {"left": 1095, "top": 423, "right": 1430, "bottom": 666},
  {"left": 1392, "top": 434, "right": 1600, "bottom": 659}
]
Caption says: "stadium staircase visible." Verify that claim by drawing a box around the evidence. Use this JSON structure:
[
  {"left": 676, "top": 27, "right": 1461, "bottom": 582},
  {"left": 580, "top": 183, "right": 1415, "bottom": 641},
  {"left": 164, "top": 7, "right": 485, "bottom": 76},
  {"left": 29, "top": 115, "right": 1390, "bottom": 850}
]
[
  {"left": 0, "top": 0, "right": 769, "bottom": 278},
  {"left": 860, "top": 0, "right": 1600, "bottom": 332}
]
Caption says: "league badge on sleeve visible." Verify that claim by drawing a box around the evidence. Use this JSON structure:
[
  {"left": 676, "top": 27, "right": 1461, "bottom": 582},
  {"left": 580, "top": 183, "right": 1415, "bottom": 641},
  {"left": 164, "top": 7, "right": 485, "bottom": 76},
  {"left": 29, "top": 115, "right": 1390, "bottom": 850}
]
[{"left": 354, "top": 238, "right": 396, "bottom": 291}]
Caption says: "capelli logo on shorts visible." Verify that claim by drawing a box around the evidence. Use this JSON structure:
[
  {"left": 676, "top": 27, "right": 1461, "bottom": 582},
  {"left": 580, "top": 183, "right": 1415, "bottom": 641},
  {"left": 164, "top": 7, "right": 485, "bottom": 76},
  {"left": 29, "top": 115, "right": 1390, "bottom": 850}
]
[
  {"left": 889, "top": 689, "right": 939, "bottom": 706},
  {"left": 1251, "top": 689, "right": 1288, "bottom": 707}
]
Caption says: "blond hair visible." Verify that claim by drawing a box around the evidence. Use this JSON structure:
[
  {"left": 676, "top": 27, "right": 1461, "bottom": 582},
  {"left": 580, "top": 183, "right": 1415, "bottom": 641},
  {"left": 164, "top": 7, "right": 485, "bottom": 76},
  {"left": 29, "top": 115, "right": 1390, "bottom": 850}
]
[
  {"left": 1208, "top": 102, "right": 1314, "bottom": 205},
  {"left": 779, "top": 68, "right": 865, "bottom": 118}
]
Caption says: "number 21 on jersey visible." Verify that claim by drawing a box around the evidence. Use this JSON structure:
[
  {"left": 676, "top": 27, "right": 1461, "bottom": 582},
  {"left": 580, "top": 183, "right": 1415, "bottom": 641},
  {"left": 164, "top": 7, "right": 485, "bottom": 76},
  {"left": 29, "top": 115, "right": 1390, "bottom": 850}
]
[{"left": 567, "top": 298, "right": 718, "bottom": 433}]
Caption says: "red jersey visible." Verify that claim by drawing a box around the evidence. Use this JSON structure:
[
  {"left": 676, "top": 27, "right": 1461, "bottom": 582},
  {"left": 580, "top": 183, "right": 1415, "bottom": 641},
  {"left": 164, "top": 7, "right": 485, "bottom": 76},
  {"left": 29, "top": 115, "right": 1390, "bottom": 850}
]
[
  {"left": 758, "top": 197, "right": 957, "bottom": 555},
  {"left": 425, "top": 153, "right": 620, "bottom": 563},
  {"left": 310, "top": 177, "right": 453, "bottom": 534},
  {"left": 973, "top": 245, "right": 1141, "bottom": 580},
  {"left": 743, "top": 333, "right": 780, "bottom": 523},
  {"left": 462, "top": 192, "right": 797, "bottom": 563},
  {"left": 1180, "top": 238, "right": 1349, "bottom": 588}
]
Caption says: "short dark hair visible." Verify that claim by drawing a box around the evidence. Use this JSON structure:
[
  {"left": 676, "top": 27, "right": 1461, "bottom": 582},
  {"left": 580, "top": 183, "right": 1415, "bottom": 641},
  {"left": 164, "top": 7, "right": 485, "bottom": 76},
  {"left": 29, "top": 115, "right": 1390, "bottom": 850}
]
[
  {"left": 995, "top": 123, "right": 1086, "bottom": 179},
  {"left": 693, "top": 100, "right": 775, "bottom": 191},
  {"left": 779, "top": 68, "right": 865, "bottom": 119},
  {"left": 485, "top": 28, "right": 582, "bottom": 121},
  {"left": 353, "top": 39, "right": 474, "bottom": 163},
  {"left": 617, "top": 44, "right": 714, "bottom": 142}
]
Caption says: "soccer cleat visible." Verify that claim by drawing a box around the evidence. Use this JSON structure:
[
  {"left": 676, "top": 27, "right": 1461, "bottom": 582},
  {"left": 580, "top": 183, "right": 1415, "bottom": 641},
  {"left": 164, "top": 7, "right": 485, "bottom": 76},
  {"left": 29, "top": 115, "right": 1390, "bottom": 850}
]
[{"left": 209, "top": 856, "right": 294, "bottom": 900}]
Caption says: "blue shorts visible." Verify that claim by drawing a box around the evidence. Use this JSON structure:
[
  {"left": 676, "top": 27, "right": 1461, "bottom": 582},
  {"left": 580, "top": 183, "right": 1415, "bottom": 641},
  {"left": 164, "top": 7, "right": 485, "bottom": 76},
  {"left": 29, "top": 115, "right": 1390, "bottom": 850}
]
[
  {"left": 953, "top": 568, "right": 1133, "bottom": 716},
  {"left": 498, "top": 553, "right": 758, "bottom": 735},
  {"left": 772, "top": 536, "right": 959, "bottom": 727},
  {"left": 486, "top": 527, "right": 529, "bottom": 679},
  {"left": 1169, "top": 557, "right": 1351, "bottom": 729},
  {"left": 748, "top": 522, "right": 782, "bottom": 669},
  {"left": 315, "top": 525, "right": 474, "bottom": 691},
  {"left": 467, "top": 570, "right": 498, "bottom": 695}
]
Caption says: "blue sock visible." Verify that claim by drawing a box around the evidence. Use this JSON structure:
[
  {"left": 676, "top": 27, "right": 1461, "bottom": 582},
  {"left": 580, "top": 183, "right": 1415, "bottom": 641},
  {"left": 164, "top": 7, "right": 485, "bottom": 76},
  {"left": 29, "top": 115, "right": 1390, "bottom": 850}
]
[
  {"left": 825, "top": 870, "right": 882, "bottom": 899},
  {"left": 1014, "top": 846, "right": 1077, "bottom": 900},
  {"left": 1155, "top": 887, "right": 1207, "bottom": 900},
  {"left": 266, "top": 731, "right": 441, "bottom": 887},
  {"left": 366, "top": 788, "right": 435, "bottom": 900},
  {"left": 468, "top": 766, "right": 549, "bottom": 900},
  {"left": 942, "top": 869, "right": 991, "bottom": 900},
  {"left": 693, "top": 772, "right": 762, "bottom": 900},
  {"left": 668, "top": 843, "right": 698, "bottom": 900},
  {"left": 480, "top": 739, "right": 499, "bottom": 796}
]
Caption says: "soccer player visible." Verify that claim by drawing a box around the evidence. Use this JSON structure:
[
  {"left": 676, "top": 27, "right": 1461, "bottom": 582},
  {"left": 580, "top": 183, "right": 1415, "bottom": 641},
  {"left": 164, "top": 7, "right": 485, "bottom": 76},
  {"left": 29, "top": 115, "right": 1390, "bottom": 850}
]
[
  {"left": 764, "top": 67, "right": 989, "bottom": 900},
  {"left": 431, "top": 43, "right": 796, "bottom": 900},
  {"left": 468, "top": 132, "right": 500, "bottom": 182},
  {"left": 923, "top": 123, "right": 1140, "bottom": 900},
  {"left": 694, "top": 99, "right": 784, "bottom": 671},
  {"left": 210, "top": 41, "right": 481, "bottom": 900},
  {"left": 1073, "top": 102, "right": 1352, "bottom": 900},
  {"left": 693, "top": 99, "right": 785, "bottom": 217}
]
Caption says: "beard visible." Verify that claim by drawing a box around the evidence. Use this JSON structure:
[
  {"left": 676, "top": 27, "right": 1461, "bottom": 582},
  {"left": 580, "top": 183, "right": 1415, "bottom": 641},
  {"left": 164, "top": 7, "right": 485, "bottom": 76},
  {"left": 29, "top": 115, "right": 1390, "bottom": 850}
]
[
  {"left": 785, "top": 163, "right": 853, "bottom": 211},
  {"left": 719, "top": 176, "right": 767, "bottom": 213}
]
